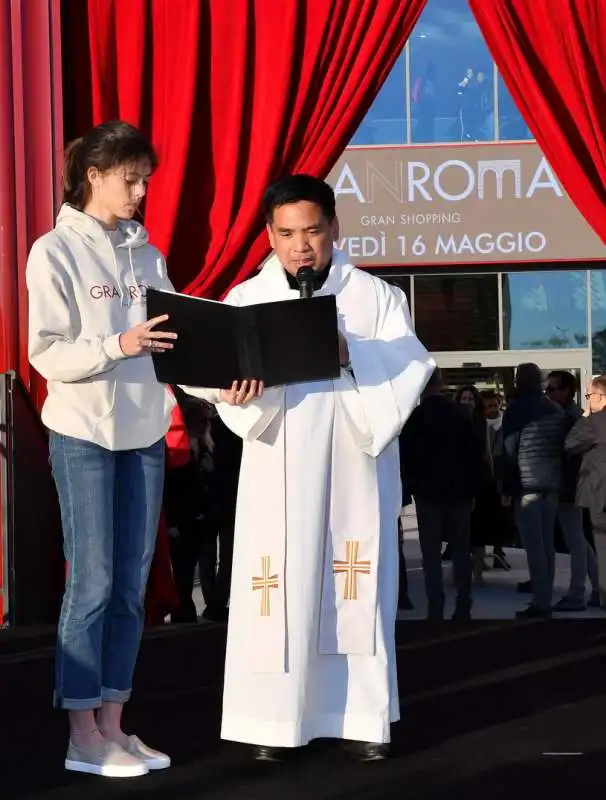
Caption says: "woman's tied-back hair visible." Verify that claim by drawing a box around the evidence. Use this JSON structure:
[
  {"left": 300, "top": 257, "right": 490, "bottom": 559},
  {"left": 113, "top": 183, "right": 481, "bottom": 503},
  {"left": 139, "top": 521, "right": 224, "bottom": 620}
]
[{"left": 62, "top": 120, "right": 158, "bottom": 210}]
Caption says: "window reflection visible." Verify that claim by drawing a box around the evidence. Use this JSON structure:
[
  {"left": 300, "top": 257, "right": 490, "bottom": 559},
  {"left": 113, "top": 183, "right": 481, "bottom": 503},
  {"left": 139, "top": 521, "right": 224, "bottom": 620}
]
[
  {"left": 591, "top": 270, "right": 606, "bottom": 372},
  {"left": 350, "top": 52, "right": 406, "bottom": 145},
  {"left": 409, "top": 0, "right": 495, "bottom": 143},
  {"left": 503, "top": 272, "right": 587, "bottom": 350},
  {"left": 414, "top": 274, "right": 499, "bottom": 351},
  {"left": 497, "top": 74, "right": 533, "bottom": 141}
]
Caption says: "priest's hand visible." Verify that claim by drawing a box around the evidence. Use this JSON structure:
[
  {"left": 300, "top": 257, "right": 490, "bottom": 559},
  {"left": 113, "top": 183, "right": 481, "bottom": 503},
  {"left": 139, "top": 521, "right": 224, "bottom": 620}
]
[
  {"left": 338, "top": 332, "right": 349, "bottom": 367},
  {"left": 220, "top": 379, "right": 264, "bottom": 406}
]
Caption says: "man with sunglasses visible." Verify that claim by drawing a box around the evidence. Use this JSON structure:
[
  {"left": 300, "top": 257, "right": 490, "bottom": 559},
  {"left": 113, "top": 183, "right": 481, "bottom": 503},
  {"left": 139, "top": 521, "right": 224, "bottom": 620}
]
[
  {"left": 546, "top": 372, "right": 599, "bottom": 611},
  {"left": 565, "top": 376, "right": 606, "bottom": 609}
]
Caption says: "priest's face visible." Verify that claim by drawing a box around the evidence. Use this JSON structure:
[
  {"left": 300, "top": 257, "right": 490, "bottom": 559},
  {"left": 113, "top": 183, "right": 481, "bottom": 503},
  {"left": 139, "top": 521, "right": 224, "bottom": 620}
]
[{"left": 267, "top": 201, "right": 339, "bottom": 276}]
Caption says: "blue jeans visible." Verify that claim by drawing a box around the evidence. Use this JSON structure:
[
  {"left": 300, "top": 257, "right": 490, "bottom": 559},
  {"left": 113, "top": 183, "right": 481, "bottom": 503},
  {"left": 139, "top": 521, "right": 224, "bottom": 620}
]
[{"left": 49, "top": 432, "right": 165, "bottom": 710}]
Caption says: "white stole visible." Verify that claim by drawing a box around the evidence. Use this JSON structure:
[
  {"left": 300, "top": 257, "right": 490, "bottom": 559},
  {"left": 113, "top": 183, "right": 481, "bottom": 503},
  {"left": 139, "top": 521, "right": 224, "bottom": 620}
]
[{"left": 318, "top": 378, "right": 380, "bottom": 656}]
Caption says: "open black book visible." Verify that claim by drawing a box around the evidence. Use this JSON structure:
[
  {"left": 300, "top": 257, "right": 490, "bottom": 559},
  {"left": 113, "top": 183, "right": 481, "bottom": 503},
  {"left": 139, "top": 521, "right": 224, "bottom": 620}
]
[{"left": 146, "top": 288, "right": 341, "bottom": 389}]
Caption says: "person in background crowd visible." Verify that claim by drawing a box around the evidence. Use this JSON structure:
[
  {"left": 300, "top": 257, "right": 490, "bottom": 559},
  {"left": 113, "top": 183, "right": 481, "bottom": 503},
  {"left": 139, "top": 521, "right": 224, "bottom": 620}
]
[
  {"left": 199, "top": 413, "right": 242, "bottom": 623},
  {"left": 501, "top": 363, "right": 567, "bottom": 619},
  {"left": 565, "top": 375, "right": 606, "bottom": 609},
  {"left": 456, "top": 385, "right": 496, "bottom": 583},
  {"left": 144, "top": 509, "right": 180, "bottom": 626},
  {"left": 481, "top": 389, "right": 503, "bottom": 452},
  {"left": 546, "top": 371, "right": 600, "bottom": 611},
  {"left": 145, "top": 388, "right": 187, "bottom": 627},
  {"left": 164, "top": 390, "right": 215, "bottom": 623},
  {"left": 26, "top": 121, "right": 176, "bottom": 777},
  {"left": 480, "top": 389, "right": 513, "bottom": 569},
  {"left": 397, "top": 474, "right": 414, "bottom": 611},
  {"left": 401, "top": 368, "right": 483, "bottom": 620}
]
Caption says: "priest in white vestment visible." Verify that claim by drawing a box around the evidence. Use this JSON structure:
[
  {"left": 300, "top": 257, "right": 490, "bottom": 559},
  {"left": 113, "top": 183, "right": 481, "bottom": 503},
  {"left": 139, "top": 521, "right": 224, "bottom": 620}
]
[{"left": 190, "top": 175, "right": 434, "bottom": 762}]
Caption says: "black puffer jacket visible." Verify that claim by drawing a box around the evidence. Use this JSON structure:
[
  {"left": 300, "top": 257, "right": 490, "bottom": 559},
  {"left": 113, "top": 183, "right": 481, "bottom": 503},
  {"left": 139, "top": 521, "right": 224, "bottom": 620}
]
[{"left": 501, "top": 391, "right": 566, "bottom": 496}]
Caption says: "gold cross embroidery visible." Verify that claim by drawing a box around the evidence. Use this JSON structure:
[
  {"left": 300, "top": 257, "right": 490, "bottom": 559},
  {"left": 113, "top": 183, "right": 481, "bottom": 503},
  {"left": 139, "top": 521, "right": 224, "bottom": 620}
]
[
  {"left": 252, "top": 556, "right": 279, "bottom": 617},
  {"left": 333, "top": 540, "right": 371, "bottom": 601}
]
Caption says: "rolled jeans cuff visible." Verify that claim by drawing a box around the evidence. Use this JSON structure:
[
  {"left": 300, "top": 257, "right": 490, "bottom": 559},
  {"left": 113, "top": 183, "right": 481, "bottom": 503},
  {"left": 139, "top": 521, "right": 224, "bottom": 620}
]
[
  {"left": 54, "top": 693, "right": 103, "bottom": 711},
  {"left": 102, "top": 686, "right": 132, "bottom": 704}
]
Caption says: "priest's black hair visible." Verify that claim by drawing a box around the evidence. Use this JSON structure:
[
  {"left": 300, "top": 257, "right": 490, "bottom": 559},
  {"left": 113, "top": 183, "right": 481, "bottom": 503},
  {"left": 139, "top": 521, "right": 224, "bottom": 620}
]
[{"left": 263, "top": 174, "right": 336, "bottom": 224}]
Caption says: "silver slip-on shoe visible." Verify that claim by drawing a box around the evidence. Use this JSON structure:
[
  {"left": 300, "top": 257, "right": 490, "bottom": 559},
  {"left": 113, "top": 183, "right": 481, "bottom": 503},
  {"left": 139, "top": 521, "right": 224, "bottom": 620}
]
[
  {"left": 123, "top": 735, "right": 171, "bottom": 770},
  {"left": 65, "top": 739, "right": 149, "bottom": 778}
]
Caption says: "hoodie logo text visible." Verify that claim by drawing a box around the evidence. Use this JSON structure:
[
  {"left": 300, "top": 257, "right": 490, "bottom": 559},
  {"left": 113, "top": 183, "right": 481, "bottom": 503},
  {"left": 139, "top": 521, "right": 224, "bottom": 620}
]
[{"left": 90, "top": 284, "right": 148, "bottom": 300}]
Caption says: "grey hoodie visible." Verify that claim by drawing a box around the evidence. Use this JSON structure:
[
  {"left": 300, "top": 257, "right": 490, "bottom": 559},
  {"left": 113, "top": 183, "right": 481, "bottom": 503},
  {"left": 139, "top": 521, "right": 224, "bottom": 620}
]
[{"left": 26, "top": 204, "right": 176, "bottom": 450}]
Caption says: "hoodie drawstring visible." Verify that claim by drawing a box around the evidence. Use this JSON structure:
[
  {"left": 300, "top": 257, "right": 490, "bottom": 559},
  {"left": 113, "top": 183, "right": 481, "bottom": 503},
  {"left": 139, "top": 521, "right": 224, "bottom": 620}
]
[
  {"left": 128, "top": 249, "right": 138, "bottom": 307},
  {"left": 104, "top": 230, "right": 137, "bottom": 308}
]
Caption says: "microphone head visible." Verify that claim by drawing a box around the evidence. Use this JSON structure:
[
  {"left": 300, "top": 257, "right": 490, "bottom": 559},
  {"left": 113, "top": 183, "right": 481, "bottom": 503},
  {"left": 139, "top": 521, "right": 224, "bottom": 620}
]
[
  {"left": 296, "top": 266, "right": 315, "bottom": 284},
  {"left": 296, "top": 266, "right": 315, "bottom": 298}
]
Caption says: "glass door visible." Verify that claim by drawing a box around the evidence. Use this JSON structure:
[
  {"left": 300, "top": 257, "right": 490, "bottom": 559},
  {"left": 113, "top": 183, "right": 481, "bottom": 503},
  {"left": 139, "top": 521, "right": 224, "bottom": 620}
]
[{"left": 432, "top": 349, "right": 592, "bottom": 405}]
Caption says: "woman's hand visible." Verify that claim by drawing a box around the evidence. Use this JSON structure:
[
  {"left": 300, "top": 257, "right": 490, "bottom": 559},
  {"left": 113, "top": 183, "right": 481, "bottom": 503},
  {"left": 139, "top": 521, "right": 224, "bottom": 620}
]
[
  {"left": 119, "top": 314, "right": 178, "bottom": 356},
  {"left": 220, "top": 380, "right": 264, "bottom": 406}
]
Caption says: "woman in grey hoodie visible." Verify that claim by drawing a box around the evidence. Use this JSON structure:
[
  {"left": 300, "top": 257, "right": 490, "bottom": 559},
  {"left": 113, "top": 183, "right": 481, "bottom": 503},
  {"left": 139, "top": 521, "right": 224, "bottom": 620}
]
[{"left": 27, "top": 121, "right": 177, "bottom": 778}]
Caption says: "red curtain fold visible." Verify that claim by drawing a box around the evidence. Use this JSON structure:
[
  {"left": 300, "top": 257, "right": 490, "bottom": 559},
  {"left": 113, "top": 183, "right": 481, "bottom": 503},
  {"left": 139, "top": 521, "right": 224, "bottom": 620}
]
[
  {"left": 63, "top": 0, "right": 427, "bottom": 298},
  {"left": 0, "top": 0, "right": 62, "bottom": 402},
  {"left": 469, "top": 0, "right": 606, "bottom": 246}
]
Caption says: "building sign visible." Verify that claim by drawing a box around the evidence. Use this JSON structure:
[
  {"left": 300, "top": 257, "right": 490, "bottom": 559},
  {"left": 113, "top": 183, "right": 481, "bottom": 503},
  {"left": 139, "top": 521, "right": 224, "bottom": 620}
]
[{"left": 326, "top": 143, "right": 605, "bottom": 267}]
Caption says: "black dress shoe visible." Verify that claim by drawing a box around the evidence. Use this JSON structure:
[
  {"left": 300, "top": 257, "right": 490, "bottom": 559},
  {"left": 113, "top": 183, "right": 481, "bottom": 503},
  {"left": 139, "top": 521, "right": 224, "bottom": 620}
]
[
  {"left": 344, "top": 741, "right": 389, "bottom": 762},
  {"left": 202, "top": 606, "right": 229, "bottom": 623},
  {"left": 253, "top": 745, "right": 285, "bottom": 762},
  {"left": 517, "top": 580, "right": 533, "bottom": 593},
  {"left": 515, "top": 604, "right": 552, "bottom": 620}
]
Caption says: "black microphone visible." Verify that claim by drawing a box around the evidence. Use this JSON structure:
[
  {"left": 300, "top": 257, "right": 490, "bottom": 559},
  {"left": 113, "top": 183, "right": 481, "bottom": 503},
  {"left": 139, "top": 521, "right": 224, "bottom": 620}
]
[{"left": 296, "top": 266, "right": 315, "bottom": 299}]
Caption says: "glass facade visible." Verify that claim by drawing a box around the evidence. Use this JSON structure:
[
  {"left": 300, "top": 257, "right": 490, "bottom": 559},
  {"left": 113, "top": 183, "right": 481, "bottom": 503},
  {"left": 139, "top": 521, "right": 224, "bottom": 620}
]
[
  {"left": 351, "top": 0, "right": 605, "bottom": 374},
  {"left": 351, "top": 0, "right": 534, "bottom": 146},
  {"left": 381, "top": 270, "right": 606, "bottom": 362},
  {"left": 409, "top": 0, "right": 494, "bottom": 144},
  {"left": 497, "top": 73, "right": 533, "bottom": 141},
  {"left": 503, "top": 272, "right": 588, "bottom": 350},
  {"left": 350, "top": 52, "right": 407, "bottom": 146},
  {"left": 591, "top": 271, "right": 606, "bottom": 373},
  {"left": 414, "top": 274, "right": 499, "bottom": 351}
]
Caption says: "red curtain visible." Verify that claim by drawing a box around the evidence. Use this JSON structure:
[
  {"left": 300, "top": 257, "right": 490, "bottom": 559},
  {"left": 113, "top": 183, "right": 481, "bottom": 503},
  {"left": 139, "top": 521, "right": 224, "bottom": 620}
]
[
  {"left": 63, "top": 0, "right": 427, "bottom": 298},
  {"left": 469, "top": 0, "right": 606, "bottom": 245},
  {"left": 0, "top": 0, "right": 62, "bottom": 399}
]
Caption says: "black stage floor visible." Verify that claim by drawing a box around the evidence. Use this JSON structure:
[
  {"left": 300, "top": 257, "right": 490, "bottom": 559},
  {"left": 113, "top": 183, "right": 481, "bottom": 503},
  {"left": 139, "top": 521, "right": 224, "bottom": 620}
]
[{"left": 2, "top": 619, "right": 605, "bottom": 799}]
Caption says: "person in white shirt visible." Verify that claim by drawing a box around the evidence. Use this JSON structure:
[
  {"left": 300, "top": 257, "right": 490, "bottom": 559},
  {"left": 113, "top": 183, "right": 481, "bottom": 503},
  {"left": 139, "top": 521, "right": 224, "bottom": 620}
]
[
  {"left": 195, "top": 175, "right": 434, "bottom": 762},
  {"left": 27, "top": 121, "right": 177, "bottom": 778}
]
